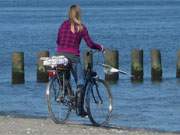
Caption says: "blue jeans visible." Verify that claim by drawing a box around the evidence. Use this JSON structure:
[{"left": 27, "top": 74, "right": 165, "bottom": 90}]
[
  {"left": 56, "top": 52, "right": 85, "bottom": 87},
  {"left": 70, "top": 62, "right": 85, "bottom": 87}
]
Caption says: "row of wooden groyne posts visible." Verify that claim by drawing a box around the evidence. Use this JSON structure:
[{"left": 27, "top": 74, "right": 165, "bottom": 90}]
[{"left": 11, "top": 49, "right": 180, "bottom": 84}]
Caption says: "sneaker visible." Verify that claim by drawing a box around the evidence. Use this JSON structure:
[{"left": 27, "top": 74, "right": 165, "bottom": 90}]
[{"left": 80, "top": 110, "right": 88, "bottom": 117}]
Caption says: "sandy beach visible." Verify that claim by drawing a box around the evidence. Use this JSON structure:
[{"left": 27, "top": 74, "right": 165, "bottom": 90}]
[{"left": 0, "top": 116, "right": 179, "bottom": 135}]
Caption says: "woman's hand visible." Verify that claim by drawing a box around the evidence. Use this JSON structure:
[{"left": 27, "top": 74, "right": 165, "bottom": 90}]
[{"left": 100, "top": 45, "right": 106, "bottom": 53}]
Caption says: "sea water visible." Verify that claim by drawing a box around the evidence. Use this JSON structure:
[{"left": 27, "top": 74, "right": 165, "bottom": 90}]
[{"left": 0, "top": 0, "right": 180, "bottom": 132}]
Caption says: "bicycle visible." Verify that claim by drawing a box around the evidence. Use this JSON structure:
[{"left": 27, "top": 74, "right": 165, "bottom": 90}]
[{"left": 41, "top": 51, "right": 113, "bottom": 126}]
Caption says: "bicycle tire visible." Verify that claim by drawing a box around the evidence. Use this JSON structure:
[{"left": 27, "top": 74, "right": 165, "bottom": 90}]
[
  {"left": 46, "top": 77, "right": 71, "bottom": 124},
  {"left": 85, "top": 78, "right": 113, "bottom": 126}
]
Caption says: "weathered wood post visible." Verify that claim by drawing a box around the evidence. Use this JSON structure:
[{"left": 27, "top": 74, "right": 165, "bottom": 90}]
[
  {"left": 12, "top": 52, "right": 24, "bottom": 84},
  {"left": 151, "top": 49, "right": 162, "bottom": 81},
  {"left": 83, "top": 50, "right": 93, "bottom": 71},
  {"left": 37, "top": 51, "right": 49, "bottom": 82},
  {"left": 131, "top": 49, "right": 143, "bottom": 82},
  {"left": 104, "top": 49, "right": 119, "bottom": 82},
  {"left": 176, "top": 50, "right": 180, "bottom": 78}
]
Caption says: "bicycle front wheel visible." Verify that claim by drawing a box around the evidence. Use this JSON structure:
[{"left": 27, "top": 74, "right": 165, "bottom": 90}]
[
  {"left": 85, "top": 79, "right": 113, "bottom": 126},
  {"left": 46, "top": 77, "right": 70, "bottom": 124}
]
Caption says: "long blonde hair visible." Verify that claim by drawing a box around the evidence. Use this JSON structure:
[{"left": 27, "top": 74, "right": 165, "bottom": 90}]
[{"left": 68, "top": 4, "right": 83, "bottom": 32}]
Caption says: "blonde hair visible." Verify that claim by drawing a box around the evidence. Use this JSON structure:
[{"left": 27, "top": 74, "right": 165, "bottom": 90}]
[{"left": 68, "top": 4, "right": 83, "bottom": 32}]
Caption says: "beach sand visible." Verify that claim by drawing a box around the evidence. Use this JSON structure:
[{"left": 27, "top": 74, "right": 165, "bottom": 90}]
[{"left": 0, "top": 116, "right": 179, "bottom": 135}]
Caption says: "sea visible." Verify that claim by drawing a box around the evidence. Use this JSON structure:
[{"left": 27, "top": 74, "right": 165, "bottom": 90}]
[{"left": 0, "top": 0, "right": 180, "bottom": 132}]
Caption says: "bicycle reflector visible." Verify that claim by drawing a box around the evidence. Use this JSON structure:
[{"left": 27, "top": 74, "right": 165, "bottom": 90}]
[{"left": 47, "top": 70, "right": 56, "bottom": 77}]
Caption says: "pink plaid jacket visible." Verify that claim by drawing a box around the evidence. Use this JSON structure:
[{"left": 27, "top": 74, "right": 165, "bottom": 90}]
[{"left": 56, "top": 19, "right": 102, "bottom": 56}]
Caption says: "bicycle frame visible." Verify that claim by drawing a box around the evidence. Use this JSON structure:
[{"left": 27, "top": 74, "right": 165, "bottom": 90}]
[
  {"left": 45, "top": 51, "right": 113, "bottom": 125},
  {"left": 84, "top": 62, "right": 103, "bottom": 105},
  {"left": 47, "top": 67, "right": 69, "bottom": 101},
  {"left": 46, "top": 51, "right": 104, "bottom": 108}
]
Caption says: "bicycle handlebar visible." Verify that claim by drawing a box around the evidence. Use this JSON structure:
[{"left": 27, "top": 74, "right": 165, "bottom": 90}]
[
  {"left": 88, "top": 49, "right": 133, "bottom": 77},
  {"left": 87, "top": 47, "right": 107, "bottom": 55}
]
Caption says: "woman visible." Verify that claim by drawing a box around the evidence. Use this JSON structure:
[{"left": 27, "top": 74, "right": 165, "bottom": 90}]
[{"left": 56, "top": 4, "right": 104, "bottom": 115}]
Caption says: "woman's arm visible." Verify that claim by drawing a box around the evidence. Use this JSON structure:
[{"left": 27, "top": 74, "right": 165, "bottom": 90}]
[
  {"left": 82, "top": 25, "right": 103, "bottom": 51},
  {"left": 56, "top": 20, "right": 67, "bottom": 46},
  {"left": 56, "top": 27, "right": 61, "bottom": 45}
]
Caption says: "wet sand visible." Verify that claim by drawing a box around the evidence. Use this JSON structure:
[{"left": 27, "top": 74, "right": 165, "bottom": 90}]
[{"left": 0, "top": 116, "right": 179, "bottom": 135}]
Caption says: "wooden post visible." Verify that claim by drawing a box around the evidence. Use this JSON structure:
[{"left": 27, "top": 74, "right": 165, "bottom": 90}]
[
  {"left": 83, "top": 50, "right": 93, "bottom": 71},
  {"left": 131, "top": 49, "right": 143, "bottom": 82},
  {"left": 176, "top": 50, "right": 180, "bottom": 78},
  {"left": 151, "top": 49, "right": 162, "bottom": 81},
  {"left": 12, "top": 52, "right": 24, "bottom": 84},
  {"left": 104, "top": 49, "right": 119, "bottom": 82},
  {"left": 37, "top": 51, "right": 49, "bottom": 82}
]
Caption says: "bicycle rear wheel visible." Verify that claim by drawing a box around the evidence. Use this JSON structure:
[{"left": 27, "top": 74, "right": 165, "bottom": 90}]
[
  {"left": 85, "top": 79, "right": 113, "bottom": 126},
  {"left": 46, "top": 77, "right": 71, "bottom": 124}
]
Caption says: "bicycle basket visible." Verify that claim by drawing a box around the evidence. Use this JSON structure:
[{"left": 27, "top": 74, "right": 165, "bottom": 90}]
[{"left": 41, "top": 55, "right": 69, "bottom": 68}]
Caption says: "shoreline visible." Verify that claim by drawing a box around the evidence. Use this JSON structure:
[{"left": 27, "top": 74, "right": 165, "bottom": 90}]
[{"left": 0, "top": 116, "right": 179, "bottom": 135}]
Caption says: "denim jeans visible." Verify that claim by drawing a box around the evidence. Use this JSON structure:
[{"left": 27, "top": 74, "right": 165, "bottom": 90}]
[
  {"left": 57, "top": 52, "right": 85, "bottom": 87},
  {"left": 70, "top": 62, "right": 85, "bottom": 87}
]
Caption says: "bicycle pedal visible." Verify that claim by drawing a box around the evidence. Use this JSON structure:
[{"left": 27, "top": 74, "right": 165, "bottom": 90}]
[
  {"left": 56, "top": 96, "right": 63, "bottom": 102},
  {"left": 80, "top": 111, "right": 88, "bottom": 118}
]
